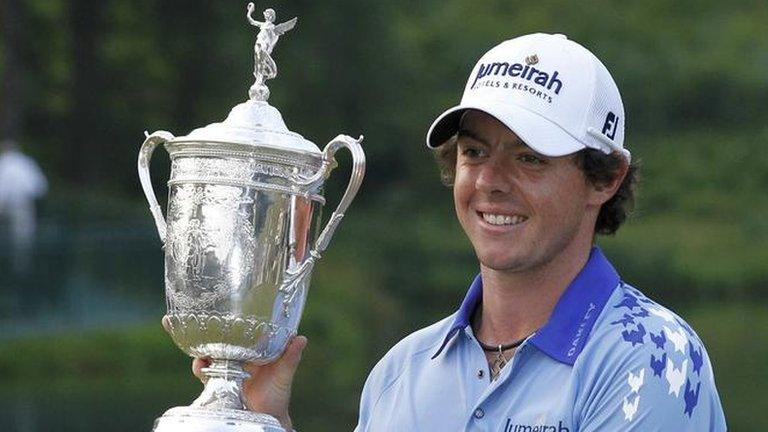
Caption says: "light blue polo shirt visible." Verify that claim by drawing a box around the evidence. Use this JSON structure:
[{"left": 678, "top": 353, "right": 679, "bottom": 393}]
[{"left": 355, "top": 247, "right": 726, "bottom": 431}]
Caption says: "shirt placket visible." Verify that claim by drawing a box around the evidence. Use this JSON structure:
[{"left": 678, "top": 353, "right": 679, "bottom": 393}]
[{"left": 461, "top": 326, "right": 530, "bottom": 432}]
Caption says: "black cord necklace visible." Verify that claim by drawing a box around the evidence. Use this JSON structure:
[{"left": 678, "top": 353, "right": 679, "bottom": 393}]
[
  {"left": 476, "top": 335, "right": 528, "bottom": 352},
  {"left": 477, "top": 334, "right": 532, "bottom": 381},
  {"left": 470, "top": 307, "right": 535, "bottom": 381}
]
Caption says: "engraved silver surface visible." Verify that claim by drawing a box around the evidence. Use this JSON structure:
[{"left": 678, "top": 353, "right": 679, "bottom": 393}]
[
  {"left": 138, "top": 5, "right": 366, "bottom": 432},
  {"left": 154, "top": 404, "right": 284, "bottom": 432}
]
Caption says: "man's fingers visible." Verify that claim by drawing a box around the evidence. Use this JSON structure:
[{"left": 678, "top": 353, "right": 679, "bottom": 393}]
[
  {"left": 243, "top": 335, "right": 307, "bottom": 381},
  {"left": 192, "top": 357, "right": 212, "bottom": 383},
  {"left": 161, "top": 316, "right": 171, "bottom": 333},
  {"left": 193, "top": 336, "right": 307, "bottom": 387}
]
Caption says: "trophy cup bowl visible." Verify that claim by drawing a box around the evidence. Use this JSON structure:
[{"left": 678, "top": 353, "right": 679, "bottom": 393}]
[{"left": 137, "top": 6, "right": 365, "bottom": 431}]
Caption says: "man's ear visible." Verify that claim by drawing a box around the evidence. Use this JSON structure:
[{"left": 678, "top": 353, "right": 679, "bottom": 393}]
[{"left": 589, "top": 158, "right": 629, "bottom": 206}]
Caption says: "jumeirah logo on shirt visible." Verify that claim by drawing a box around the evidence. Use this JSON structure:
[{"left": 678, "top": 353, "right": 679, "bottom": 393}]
[{"left": 502, "top": 418, "right": 570, "bottom": 432}]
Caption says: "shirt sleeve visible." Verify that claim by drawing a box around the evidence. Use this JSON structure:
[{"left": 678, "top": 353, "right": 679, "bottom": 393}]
[
  {"left": 353, "top": 370, "right": 375, "bottom": 432},
  {"left": 576, "top": 329, "right": 727, "bottom": 431},
  {"left": 353, "top": 348, "right": 402, "bottom": 432}
]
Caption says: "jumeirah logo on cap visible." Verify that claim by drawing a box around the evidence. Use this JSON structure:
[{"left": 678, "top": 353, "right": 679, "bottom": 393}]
[{"left": 525, "top": 54, "right": 539, "bottom": 65}]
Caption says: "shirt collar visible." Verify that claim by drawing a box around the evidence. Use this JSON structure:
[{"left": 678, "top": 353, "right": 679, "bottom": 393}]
[
  {"left": 431, "top": 246, "right": 619, "bottom": 364},
  {"left": 430, "top": 273, "right": 483, "bottom": 359}
]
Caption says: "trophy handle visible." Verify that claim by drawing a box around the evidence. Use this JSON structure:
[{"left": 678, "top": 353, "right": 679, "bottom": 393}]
[
  {"left": 313, "top": 134, "right": 366, "bottom": 254},
  {"left": 278, "top": 134, "right": 365, "bottom": 316},
  {"left": 138, "top": 130, "right": 175, "bottom": 243}
]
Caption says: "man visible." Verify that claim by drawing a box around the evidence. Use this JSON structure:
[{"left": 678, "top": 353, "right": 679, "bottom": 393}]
[
  {"left": 0, "top": 139, "right": 48, "bottom": 274},
  {"left": 195, "top": 33, "right": 726, "bottom": 431}
]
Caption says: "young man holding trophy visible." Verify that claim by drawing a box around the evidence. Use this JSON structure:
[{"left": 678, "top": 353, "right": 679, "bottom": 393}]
[{"left": 193, "top": 33, "right": 726, "bottom": 431}]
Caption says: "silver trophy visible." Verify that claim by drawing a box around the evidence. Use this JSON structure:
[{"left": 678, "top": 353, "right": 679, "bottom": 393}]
[{"left": 138, "top": 5, "right": 365, "bottom": 431}]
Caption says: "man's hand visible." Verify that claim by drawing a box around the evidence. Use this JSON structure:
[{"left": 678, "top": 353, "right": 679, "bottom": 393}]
[{"left": 192, "top": 336, "right": 308, "bottom": 431}]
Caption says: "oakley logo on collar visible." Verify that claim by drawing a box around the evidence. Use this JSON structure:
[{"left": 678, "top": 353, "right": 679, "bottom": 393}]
[
  {"left": 471, "top": 61, "right": 563, "bottom": 94},
  {"left": 567, "top": 302, "right": 597, "bottom": 358}
]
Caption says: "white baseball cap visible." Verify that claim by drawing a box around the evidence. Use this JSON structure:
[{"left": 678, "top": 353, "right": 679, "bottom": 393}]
[{"left": 426, "top": 33, "right": 630, "bottom": 161}]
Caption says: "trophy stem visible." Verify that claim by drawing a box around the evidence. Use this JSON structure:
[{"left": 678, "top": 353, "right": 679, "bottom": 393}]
[
  {"left": 191, "top": 359, "right": 251, "bottom": 411},
  {"left": 155, "top": 358, "right": 284, "bottom": 431}
]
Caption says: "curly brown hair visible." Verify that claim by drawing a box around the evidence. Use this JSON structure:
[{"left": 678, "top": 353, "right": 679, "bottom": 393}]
[{"left": 433, "top": 136, "right": 639, "bottom": 235}]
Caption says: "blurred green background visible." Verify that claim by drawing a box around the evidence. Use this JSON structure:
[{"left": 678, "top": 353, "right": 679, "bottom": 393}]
[{"left": 0, "top": 0, "right": 766, "bottom": 430}]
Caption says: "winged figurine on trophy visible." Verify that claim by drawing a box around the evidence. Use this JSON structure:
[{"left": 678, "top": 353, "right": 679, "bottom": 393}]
[{"left": 246, "top": 3, "right": 297, "bottom": 101}]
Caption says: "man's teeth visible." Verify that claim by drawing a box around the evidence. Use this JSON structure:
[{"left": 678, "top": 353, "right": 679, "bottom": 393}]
[{"left": 482, "top": 213, "right": 527, "bottom": 226}]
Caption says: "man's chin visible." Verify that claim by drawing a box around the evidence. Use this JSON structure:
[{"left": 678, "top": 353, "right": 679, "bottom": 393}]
[{"left": 477, "top": 253, "right": 529, "bottom": 273}]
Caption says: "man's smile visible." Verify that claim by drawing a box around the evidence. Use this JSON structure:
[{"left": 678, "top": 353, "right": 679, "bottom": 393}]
[{"left": 477, "top": 211, "right": 529, "bottom": 227}]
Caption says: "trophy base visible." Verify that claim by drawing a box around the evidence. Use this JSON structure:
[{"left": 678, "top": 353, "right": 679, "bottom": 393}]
[{"left": 153, "top": 406, "right": 285, "bottom": 432}]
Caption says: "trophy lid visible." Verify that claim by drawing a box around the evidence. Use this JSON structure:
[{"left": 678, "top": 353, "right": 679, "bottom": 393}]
[
  {"left": 169, "top": 5, "right": 319, "bottom": 155},
  {"left": 171, "top": 100, "right": 320, "bottom": 154}
]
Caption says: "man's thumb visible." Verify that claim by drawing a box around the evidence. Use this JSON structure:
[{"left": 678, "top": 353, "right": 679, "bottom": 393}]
[{"left": 277, "top": 335, "right": 307, "bottom": 380}]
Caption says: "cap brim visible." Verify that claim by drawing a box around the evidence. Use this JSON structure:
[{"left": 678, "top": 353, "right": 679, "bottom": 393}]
[{"left": 425, "top": 101, "right": 585, "bottom": 157}]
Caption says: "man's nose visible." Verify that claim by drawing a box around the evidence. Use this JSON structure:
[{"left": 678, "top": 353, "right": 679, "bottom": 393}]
[{"left": 475, "top": 157, "right": 512, "bottom": 194}]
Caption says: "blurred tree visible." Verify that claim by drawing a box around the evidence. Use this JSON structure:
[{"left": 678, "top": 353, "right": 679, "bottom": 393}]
[
  {"left": 1, "top": 0, "right": 24, "bottom": 140},
  {"left": 66, "top": 0, "right": 105, "bottom": 184}
]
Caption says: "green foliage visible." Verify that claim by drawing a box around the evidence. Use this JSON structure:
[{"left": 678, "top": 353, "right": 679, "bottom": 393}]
[
  {"left": 0, "top": 325, "right": 184, "bottom": 380},
  {"left": 686, "top": 304, "right": 768, "bottom": 430},
  {"left": 8, "top": 0, "right": 767, "bottom": 193},
  {"left": 599, "top": 126, "right": 768, "bottom": 301}
]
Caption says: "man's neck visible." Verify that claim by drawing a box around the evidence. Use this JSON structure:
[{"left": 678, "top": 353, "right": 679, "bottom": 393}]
[{"left": 474, "top": 239, "right": 593, "bottom": 346}]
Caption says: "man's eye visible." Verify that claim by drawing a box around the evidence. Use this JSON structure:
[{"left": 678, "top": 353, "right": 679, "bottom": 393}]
[
  {"left": 461, "top": 147, "right": 486, "bottom": 158},
  {"left": 519, "top": 154, "right": 545, "bottom": 164}
]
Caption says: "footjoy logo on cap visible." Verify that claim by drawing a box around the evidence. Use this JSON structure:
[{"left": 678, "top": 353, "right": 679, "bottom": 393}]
[
  {"left": 471, "top": 59, "right": 564, "bottom": 95},
  {"left": 601, "top": 111, "right": 619, "bottom": 140}
]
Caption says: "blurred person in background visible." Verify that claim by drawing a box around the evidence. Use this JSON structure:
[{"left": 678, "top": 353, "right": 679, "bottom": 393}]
[
  {"left": 194, "top": 33, "right": 726, "bottom": 431},
  {"left": 0, "top": 139, "right": 47, "bottom": 275}
]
